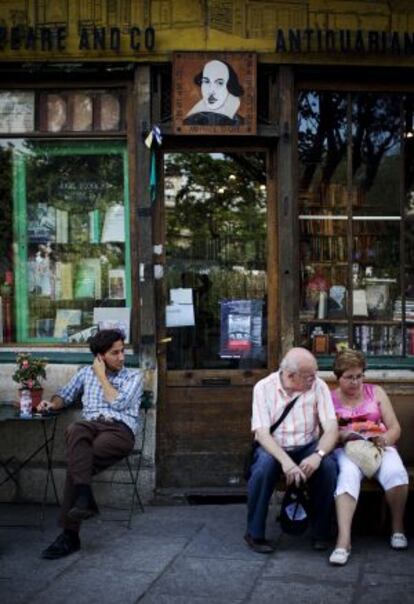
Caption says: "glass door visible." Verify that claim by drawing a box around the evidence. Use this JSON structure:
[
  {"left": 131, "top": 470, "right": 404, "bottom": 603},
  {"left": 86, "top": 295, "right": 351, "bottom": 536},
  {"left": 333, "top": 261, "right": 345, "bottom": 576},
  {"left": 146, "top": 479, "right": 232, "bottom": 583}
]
[{"left": 157, "top": 151, "right": 273, "bottom": 491}]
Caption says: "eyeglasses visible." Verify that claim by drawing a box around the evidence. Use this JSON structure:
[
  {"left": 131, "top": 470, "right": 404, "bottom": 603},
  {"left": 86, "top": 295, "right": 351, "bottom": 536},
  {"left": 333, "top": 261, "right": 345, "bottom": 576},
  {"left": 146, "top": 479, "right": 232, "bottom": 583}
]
[
  {"left": 341, "top": 373, "right": 364, "bottom": 382},
  {"left": 296, "top": 372, "right": 317, "bottom": 383}
]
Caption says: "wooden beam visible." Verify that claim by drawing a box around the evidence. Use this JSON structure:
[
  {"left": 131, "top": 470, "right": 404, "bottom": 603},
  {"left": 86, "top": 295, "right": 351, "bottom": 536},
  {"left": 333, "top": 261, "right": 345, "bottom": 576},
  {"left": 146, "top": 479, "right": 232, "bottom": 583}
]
[
  {"left": 134, "top": 65, "right": 156, "bottom": 366},
  {"left": 277, "top": 66, "right": 299, "bottom": 355}
]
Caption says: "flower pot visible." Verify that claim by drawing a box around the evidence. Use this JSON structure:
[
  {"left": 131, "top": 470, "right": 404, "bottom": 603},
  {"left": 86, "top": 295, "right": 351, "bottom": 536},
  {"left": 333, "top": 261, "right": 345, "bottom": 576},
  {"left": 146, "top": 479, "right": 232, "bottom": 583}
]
[
  {"left": 30, "top": 388, "right": 44, "bottom": 410},
  {"left": 19, "top": 388, "right": 44, "bottom": 410}
]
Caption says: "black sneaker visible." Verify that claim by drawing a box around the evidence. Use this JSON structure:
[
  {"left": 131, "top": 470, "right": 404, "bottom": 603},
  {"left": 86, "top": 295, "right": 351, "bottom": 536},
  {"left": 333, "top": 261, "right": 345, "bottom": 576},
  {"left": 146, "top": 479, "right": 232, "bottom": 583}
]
[
  {"left": 41, "top": 532, "right": 80, "bottom": 560},
  {"left": 244, "top": 533, "right": 276, "bottom": 554}
]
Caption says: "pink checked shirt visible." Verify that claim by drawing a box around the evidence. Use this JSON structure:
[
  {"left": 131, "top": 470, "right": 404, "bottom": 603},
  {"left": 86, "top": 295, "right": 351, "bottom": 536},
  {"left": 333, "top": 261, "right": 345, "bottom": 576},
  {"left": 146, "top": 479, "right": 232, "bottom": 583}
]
[{"left": 251, "top": 371, "right": 336, "bottom": 450}]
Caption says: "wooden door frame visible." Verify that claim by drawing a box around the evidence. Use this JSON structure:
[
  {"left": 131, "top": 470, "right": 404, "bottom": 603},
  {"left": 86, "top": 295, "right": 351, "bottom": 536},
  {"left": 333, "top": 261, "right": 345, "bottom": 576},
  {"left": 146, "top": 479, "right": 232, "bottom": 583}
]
[{"left": 153, "top": 141, "right": 279, "bottom": 490}]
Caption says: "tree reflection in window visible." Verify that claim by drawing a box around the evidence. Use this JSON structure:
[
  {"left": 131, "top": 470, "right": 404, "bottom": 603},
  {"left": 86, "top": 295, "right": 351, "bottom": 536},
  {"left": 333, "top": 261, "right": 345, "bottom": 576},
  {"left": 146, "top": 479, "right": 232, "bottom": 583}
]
[
  {"left": 298, "top": 91, "right": 405, "bottom": 356},
  {"left": 165, "top": 152, "right": 267, "bottom": 370}
]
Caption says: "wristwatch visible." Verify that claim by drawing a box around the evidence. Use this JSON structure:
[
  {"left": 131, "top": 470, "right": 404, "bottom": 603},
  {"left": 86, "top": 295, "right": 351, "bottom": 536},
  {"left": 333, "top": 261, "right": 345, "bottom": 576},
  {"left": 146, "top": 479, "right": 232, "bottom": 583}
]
[{"left": 316, "top": 449, "right": 326, "bottom": 459}]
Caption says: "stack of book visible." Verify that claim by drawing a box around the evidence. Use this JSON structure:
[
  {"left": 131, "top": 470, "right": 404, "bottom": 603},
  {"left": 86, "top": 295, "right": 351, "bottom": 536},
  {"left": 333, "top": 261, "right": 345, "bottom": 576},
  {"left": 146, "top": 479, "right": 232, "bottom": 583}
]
[{"left": 393, "top": 298, "right": 414, "bottom": 321}]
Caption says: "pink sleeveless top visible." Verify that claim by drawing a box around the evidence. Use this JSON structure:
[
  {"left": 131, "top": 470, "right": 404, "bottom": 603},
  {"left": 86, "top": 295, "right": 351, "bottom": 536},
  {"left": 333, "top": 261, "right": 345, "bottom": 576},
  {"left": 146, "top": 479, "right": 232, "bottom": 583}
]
[{"left": 332, "top": 383, "right": 386, "bottom": 436}]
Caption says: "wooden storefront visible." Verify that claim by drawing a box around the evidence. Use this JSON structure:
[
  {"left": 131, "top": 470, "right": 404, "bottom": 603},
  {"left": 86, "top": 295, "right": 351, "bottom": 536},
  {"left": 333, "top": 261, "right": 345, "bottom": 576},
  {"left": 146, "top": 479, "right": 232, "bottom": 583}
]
[{"left": 1, "top": 2, "right": 414, "bottom": 501}]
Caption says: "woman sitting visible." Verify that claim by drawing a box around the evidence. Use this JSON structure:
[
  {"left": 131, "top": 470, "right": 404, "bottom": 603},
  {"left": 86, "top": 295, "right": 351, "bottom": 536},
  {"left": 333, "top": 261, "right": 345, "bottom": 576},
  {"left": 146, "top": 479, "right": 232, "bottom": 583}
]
[{"left": 329, "top": 349, "right": 409, "bottom": 566}]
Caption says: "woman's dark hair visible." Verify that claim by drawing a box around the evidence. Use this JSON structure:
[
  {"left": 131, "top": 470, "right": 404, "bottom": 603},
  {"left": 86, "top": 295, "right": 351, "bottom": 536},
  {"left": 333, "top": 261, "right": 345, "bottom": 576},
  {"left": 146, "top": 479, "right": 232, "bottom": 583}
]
[
  {"left": 88, "top": 329, "right": 125, "bottom": 356},
  {"left": 333, "top": 349, "right": 366, "bottom": 379},
  {"left": 194, "top": 60, "right": 244, "bottom": 97}
]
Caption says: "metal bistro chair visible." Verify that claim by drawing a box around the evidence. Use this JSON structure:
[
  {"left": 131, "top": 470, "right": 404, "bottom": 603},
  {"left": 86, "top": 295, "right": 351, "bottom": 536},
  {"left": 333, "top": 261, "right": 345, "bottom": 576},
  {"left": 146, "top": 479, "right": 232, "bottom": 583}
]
[{"left": 93, "top": 392, "right": 152, "bottom": 528}]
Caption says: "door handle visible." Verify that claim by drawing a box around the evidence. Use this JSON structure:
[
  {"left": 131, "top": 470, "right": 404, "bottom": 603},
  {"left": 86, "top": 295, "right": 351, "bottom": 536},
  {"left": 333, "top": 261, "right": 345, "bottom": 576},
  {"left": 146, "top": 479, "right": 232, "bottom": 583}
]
[
  {"left": 158, "top": 337, "right": 172, "bottom": 344},
  {"left": 201, "top": 377, "right": 231, "bottom": 386}
]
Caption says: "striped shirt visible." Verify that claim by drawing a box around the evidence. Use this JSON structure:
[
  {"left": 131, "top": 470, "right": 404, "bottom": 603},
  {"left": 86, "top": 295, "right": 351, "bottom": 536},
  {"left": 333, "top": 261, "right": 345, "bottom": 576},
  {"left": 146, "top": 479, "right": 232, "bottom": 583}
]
[
  {"left": 251, "top": 370, "right": 336, "bottom": 449},
  {"left": 57, "top": 366, "right": 143, "bottom": 435}
]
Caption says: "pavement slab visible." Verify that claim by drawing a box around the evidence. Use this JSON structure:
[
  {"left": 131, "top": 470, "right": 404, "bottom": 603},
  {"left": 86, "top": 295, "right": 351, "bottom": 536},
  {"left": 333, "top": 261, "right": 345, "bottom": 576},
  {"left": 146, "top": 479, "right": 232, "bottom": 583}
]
[{"left": 0, "top": 503, "right": 413, "bottom": 604}]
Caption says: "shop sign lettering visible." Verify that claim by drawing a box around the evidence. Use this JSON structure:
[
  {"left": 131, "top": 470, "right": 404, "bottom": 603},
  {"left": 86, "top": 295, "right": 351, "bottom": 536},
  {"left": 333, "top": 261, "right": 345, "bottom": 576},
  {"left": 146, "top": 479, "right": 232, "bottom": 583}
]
[
  {"left": 275, "top": 29, "right": 414, "bottom": 55},
  {"left": 0, "top": 26, "right": 155, "bottom": 53}
]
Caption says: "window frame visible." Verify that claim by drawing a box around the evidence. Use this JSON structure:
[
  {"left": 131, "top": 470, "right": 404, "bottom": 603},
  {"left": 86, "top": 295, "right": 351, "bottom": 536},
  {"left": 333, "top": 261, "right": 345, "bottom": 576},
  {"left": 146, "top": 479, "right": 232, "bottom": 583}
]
[{"left": 12, "top": 140, "right": 132, "bottom": 344}]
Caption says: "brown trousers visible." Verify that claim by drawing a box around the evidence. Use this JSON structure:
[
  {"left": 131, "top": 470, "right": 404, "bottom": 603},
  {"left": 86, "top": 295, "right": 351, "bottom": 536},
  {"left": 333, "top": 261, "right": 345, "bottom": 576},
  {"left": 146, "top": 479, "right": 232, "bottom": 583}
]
[{"left": 59, "top": 419, "right": 135, "bottom": 531}]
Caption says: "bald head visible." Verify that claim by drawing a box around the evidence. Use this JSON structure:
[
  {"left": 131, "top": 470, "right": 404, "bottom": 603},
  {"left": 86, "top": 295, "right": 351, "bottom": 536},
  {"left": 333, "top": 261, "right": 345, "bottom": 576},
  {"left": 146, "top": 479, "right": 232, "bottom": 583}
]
[
  {"left": 281, "top": 347, "right": 317, "bottom": 373},
  {"left": 280, "top": 347, "right": 318, "bottom": 393}
]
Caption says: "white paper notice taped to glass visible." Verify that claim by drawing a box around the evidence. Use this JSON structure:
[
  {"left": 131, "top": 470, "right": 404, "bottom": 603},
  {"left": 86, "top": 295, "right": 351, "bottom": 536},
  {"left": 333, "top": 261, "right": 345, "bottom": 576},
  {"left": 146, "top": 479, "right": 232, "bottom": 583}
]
[
  {"left": 166, "top": 288, "right": 195, "bottom": 327},
  {"left": 170, "top": 288, "right": 193, "bottom": 305}
]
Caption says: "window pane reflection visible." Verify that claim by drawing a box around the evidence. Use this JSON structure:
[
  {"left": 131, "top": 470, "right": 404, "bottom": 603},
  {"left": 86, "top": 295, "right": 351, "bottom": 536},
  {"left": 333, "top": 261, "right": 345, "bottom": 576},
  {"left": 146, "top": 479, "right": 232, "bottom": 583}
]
[
  {"left": 165, "top": 152, "right": 267, "bottom": 370},
  {"left": 298, "top": 91, "right": 347, "bottom": 216},
  {"left": 352, "top": 94, "right": 401, "bottom": 216}
]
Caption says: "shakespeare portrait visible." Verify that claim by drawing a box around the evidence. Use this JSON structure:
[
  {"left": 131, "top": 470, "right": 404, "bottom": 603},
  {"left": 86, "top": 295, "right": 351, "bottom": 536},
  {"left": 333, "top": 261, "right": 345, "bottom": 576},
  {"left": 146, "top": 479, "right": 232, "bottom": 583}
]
[{"left": 173, "top": 52, "right": 256, "bottom": 135}]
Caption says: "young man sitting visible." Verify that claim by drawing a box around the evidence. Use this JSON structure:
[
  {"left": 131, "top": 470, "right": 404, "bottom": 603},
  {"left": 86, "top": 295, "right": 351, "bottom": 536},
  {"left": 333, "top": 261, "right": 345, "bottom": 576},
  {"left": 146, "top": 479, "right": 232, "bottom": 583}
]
[{"left": 39, "top": 329, "right": 143, "bottom": 559}]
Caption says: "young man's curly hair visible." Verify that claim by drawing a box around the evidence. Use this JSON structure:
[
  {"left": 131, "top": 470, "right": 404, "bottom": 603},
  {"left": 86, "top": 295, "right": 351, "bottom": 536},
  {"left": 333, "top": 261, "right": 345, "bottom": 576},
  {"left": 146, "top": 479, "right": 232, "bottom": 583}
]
[{"left": 88, "top": 329, "right": 125, "bottom": 356}]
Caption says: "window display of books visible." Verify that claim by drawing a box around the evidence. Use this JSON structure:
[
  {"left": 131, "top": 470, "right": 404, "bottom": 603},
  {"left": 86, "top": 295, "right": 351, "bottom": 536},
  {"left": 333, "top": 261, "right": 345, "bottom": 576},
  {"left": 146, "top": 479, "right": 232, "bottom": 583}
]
[
  {"left": 354, "top": 325, "right": 402, "bottom": 356},
  {"left": 26, "top": 207, "right": 128, "bottom": 340}
]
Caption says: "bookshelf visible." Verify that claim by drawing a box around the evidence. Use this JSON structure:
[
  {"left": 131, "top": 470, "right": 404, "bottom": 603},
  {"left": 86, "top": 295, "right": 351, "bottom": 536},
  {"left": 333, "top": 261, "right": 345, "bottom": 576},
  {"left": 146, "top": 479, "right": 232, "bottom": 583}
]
[{"left": 299, "top": 185, "right": 405, "bottom": 356}]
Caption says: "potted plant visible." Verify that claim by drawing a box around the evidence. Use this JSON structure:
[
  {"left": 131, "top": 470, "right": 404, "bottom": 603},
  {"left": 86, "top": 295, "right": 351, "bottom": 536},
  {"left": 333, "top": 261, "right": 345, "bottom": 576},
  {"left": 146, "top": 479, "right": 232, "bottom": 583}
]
[{"left": 12, "top": 353, "right": 48, "bottom": 409}]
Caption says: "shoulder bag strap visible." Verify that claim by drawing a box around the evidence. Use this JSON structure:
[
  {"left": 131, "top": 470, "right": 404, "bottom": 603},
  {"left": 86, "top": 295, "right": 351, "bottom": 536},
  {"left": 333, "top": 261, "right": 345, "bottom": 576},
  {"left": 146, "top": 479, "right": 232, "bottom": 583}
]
[{"left": 269, "top": 394, "right": 300, "bottom": 436}]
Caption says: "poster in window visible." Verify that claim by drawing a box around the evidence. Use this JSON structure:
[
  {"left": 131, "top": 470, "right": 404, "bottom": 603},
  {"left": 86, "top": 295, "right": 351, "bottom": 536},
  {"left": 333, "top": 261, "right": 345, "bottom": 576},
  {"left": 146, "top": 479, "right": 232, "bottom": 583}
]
[
  {"left": 93, "top": 307, "right": 130, "bottom": 343},
  {"left": 74, "top": 259, "right": 102, "bottom": 299},
  {"left": 220, "top": 299, "right": 263, "bottom": 359},
  {"left": 53, "top": 309, "right": 82, "bottom": 338},
  {"left": 108, "top": 268, "right": 126, "bottom": 300},
  {"left": 101, "top": 204, "right": 125, "bottom": 242},
  {"left": 166, "top": 288, "right": 195, "bottom": 327},
  {"left": 27, "top": 204, "right": 56, "bottom": 244},
  {"left": 366, "top": 284, "right": 389, "bottom": 317},
  {"left": 36, "top": 318, "right": 55, "bottom": 338},
  {"left": 173, "top": 52, "right": 257, "bottom": 136}
]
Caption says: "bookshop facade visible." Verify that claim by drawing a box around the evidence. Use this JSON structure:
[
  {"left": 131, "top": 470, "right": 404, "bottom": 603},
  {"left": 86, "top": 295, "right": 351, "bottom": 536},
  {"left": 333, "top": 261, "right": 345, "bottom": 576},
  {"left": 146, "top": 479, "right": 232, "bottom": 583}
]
[{"left": 1, "top": 1, "right": 414, "bottom": 497}]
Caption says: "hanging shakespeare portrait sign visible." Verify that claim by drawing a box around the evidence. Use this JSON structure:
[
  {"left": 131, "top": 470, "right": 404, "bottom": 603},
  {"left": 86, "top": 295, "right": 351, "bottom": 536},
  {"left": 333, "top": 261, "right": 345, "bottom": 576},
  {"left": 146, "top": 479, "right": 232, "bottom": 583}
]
[{"left": 173, "top": 52, "right": 257, "bottom": 135}]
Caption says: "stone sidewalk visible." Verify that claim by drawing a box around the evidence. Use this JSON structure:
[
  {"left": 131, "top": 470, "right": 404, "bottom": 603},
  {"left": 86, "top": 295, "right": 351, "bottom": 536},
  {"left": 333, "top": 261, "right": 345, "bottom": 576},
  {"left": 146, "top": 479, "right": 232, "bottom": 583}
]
[{"left": 0, "top": 502, "right": 413, "bottom": 604}]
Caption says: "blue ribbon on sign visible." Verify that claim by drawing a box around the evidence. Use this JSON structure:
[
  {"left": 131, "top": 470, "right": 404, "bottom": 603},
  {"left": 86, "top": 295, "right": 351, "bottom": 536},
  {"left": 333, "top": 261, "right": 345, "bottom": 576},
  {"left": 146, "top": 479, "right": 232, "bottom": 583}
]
[{"left": 149, "top": 152, "right": 157, "bottom": 203}]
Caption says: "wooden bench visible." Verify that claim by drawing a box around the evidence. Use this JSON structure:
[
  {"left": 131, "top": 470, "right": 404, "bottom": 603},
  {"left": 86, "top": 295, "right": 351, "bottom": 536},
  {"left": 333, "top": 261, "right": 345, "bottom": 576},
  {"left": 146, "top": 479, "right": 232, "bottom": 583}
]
[{"left": 274, "top": 383, "right": 414, "bottom": 532}]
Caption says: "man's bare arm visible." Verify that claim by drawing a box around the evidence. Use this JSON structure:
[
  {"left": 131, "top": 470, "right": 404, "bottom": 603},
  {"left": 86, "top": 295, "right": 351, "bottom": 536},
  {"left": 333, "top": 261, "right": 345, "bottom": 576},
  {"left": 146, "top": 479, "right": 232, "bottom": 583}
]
[
  {"left": 299, "top": 419, "right": 338, "bottom": 479},
  {"left": 37, "top": 394, "right": 64, "bottom": 412},
  {"left": 255, "top": 428, "right": 306, "bottom": 486}
]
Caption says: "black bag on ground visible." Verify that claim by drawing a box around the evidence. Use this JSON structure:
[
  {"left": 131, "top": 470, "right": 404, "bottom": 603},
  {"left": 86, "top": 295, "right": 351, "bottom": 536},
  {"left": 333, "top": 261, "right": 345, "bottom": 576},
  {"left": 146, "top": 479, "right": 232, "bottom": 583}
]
[
  {"left": 243, "top": 395, "right": 300, "bottom": 482},
  {"left": 279, "top": 485, "right": 310, "bottom": 536}
]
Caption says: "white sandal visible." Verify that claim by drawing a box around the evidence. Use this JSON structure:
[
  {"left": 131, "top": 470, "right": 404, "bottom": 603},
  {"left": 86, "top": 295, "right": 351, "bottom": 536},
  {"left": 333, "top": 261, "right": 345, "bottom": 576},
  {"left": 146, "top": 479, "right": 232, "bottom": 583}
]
[
  {"left": 329, "top": 547, "right": 351, "bottom": 566},
  {"left": 390, "top": 533, "right": 408, "bottom": 550}
]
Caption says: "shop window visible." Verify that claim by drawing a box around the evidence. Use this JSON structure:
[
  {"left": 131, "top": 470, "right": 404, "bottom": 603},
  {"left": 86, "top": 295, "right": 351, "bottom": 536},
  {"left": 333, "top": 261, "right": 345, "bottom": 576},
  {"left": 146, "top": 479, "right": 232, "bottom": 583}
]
[
  {"left": 298, "top": 90, "right": 412, "bottom": 357},
  {"left": 0, "top": 140, "right": 131, "bottom": 344}
]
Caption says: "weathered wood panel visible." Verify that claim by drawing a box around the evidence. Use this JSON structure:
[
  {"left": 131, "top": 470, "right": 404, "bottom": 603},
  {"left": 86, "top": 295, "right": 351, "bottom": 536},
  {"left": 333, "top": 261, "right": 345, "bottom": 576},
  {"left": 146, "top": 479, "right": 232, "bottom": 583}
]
[{"left": 157, "top": 376, "right": 414, "bottom": 489}]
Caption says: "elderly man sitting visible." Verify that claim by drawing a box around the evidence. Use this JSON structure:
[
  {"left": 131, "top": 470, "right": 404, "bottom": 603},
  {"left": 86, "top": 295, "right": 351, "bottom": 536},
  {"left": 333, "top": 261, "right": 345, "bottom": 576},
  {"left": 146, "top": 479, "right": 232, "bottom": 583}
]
[{"left": 245, "top": 347, "right": 338, "bottom": 553}]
